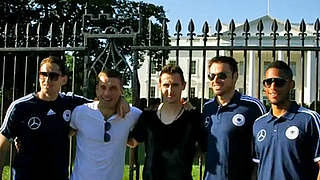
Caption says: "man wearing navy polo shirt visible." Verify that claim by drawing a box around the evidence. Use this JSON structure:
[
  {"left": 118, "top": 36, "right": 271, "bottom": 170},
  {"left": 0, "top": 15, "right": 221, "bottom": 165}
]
[
  {"left": 203, "top": 56, "right": 266, "bottom": 180},
  {"left": 253, "top": 60, "right": 320, "bottom": 180},
  {"left": 0, "top": 56, "right": 91, "bottom": 180}
]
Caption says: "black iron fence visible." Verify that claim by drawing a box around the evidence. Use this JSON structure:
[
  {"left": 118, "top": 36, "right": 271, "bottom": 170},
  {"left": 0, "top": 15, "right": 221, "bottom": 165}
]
[
  {"left": 0, "top": 9, "right": 142, "bottom": 180},
  {"left": 132, "top": 16, "right": 320, "bottom": 180},
  {"left": 1, "top": 7, "right": 320, "bottom": 180},
  {"left": 134, "top": 17, "right": 320, "bottom": 113}
]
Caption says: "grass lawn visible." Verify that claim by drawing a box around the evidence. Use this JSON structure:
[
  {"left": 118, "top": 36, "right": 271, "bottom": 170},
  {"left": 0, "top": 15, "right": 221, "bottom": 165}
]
[{"left": 2, "top": 165, "right": 203, "bottom": 180}]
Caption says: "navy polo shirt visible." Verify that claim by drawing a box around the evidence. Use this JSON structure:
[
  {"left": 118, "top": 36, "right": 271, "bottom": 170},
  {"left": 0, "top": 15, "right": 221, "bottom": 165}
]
[
  {"left": 203, "top": 90, "right": 266, "bottom": 180},
  {"left": 253, "top": 101, "right": 320, "bottom": 180},
  {"left": 0, "top": 92, "right": 90, "bottom": 180}
]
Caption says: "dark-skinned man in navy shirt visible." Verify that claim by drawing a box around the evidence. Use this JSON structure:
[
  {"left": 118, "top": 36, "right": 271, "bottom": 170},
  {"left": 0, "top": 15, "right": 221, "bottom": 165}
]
[
  {"left": 253, "top": 60, "right": 320, "bottom": 180},
  {"left": 203, "top": 56, "right": 266, "bottom": 180}
]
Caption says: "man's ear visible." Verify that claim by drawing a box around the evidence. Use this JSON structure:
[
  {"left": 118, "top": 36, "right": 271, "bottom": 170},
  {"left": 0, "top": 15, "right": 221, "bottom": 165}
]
[
  {"left": 289, "top": 80, "right": 295, "bottom": 89},
  {"left": 233, "top": 72, "right": 238, "bottom": 81},
  {"left": 61, "top": 75, "right": 68, "bottom": 86},
  {"left": 95, "top": 84, "right": 99, "bottom": 94},
  {"left": 157, "top": 82, "right": 161, "bottom": 89},
  {"left": 182, "top": 82, "right": 186, "bottom": 90}
]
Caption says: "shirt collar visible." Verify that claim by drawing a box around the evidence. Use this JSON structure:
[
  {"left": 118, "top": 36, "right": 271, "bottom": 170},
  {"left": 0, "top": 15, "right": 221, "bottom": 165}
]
[
  {"left": 95, "top": 101, "right": 118, "bottom": 121},
  {"left": 266, "top": 101, "right": 299, "bottom": 122},
  {"left": 214, "top": 90, "right": 240, "bottom": 109}
]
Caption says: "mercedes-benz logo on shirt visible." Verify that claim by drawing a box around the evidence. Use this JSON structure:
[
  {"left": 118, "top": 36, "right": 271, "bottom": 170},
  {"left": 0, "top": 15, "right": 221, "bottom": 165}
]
[
  {"left": 285, "top": 126, "right": 299, "bottom": 140},
  {"left": 232, "top": 114, "right": 245, "bottom": 127},
  {"left": 28, "top": 117, "right": 41, "bottom": 130},
  {"left": 63, "top": 110, "right": 71, "bottom": 121},
  {"left": 257, "top": 129, "right": 266, "bottom": 142}
]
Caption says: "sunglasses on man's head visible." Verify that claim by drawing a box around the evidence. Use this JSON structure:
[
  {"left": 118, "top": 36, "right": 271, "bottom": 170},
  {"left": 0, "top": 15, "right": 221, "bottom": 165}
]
[
  {"left": 263, "top": 78, "right": 288, "bottom": 88},
  {"left": 207, "top": 72, "right": 231, "bottom": 81},
  {"left": 39, "top": 72, "right": 61, "bottom": 81},
  {"left": 104, "top": 121, "right": 111, "bottom": 142}
]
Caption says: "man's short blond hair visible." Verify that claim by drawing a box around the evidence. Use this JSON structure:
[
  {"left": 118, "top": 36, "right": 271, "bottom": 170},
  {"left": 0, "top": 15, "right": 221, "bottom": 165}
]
[
  {"left": 40, "top": 56, "right": 67, "bottom": 75},
  {"left": 97, "top": 69, "right": 123, "bottom": 87}
]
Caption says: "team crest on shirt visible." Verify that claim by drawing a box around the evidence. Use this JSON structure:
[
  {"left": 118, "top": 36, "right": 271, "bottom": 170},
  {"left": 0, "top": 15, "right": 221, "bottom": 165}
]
[
  {"left": 63, "top": 110, "right": 71, "bottom": 121},
  {"left": 257, "top": 129, "right": 267, "bottom": 142},
  {"left": 204, "top": 116, "right": 210, "bottom": 127},
  {"left": 28, "top": 117, "right": 41, "bottom": 130},
  {"left": 232, "top": 114, "right": 245, "bottom": 126},
  {"left": 285, "top": 126, "right": 299, "bottom": 140}
]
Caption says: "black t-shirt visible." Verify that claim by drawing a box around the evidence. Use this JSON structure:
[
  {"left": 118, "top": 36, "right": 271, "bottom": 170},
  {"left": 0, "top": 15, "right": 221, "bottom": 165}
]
[
  {"left": 131, "top": 109, "right": 207, "bottom": 180},
  {"left": 0, "top": 92, "right": 90, "bottom": 180}
]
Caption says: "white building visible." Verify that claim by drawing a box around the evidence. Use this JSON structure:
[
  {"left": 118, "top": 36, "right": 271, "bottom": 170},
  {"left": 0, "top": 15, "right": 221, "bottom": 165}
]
[{"left": 138, "top": 15, "right": 319, "bottom": 105}]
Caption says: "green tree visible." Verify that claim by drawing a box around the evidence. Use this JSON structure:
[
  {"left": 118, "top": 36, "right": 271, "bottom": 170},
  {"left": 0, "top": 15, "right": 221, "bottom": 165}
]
[{"left": 0, "top": 0, "right": 169, "bottom": 99}]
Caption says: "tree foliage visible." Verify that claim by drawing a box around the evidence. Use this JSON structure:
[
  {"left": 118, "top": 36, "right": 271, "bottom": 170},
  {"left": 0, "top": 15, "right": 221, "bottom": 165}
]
[{"left": 0, "top": 0, "right": 169, "bottom": 99}]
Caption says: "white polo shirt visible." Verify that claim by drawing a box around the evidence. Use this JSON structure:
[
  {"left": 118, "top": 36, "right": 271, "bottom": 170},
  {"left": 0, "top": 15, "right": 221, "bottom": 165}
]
[{"left": 70, "top": 101, "right": 142, "bottom": 180}]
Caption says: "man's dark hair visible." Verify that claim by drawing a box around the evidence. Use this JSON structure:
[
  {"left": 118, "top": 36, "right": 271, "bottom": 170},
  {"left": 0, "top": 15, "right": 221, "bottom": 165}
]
[
  {"left": 40, "top": 56, "right": 67, "bottom": 75},
  {"left": 159, "top": 64, "right": 185, "bottom": 83},
  {"left": 97, "top": 69, "right": 123, "bottom": 86},
  {"left": 265, "top": 61, "right": 293, "bottom": 80},
  {"left": 208, "top": 56, "right": 238, "bottom": 74}
]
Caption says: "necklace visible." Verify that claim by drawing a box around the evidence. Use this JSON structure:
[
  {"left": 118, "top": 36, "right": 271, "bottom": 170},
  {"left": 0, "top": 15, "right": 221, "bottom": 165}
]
[{"left": 158, "top": 103, "right": 184, "bottom": 125}]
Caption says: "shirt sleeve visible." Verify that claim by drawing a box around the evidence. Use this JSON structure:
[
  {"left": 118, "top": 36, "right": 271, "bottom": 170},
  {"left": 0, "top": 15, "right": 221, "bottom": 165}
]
[
  {"left": 308, "top": 112, "right": 320, "bottom": 162},
  {"left": 252, "top": 134, "right": 260, "bottom": 164},
  {"left": 130, "top": 111, "right": 148, "bottom": 143},
  {"left": 70, "top": 106, "right": 80, "bottom": 130},
  {"left": 66, "top": 92, "right": 92, "bottom": 106},
  {"left": 250, "top": 102, "right": 265, "bottom": 164},
  {"left": 127, "top": 107, "right": 142, "bottom": 130},
  {"left": 195, "top": 110, "right": 208, "bottom": 152},
  {"left": 253, "top": 100, "right": 267, "bottom": 118},
  {"left": 0, "top": 102, "right": 19, "bottom": 140}
]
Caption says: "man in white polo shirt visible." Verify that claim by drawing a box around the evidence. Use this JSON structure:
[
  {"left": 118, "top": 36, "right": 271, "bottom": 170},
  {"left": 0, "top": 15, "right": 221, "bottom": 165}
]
[{"left": 70, "top": 69, "right": 141, "bottom": 180}]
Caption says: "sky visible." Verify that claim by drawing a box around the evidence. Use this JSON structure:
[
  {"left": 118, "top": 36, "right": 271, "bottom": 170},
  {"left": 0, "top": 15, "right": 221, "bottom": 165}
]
[{"left": 135, "top": 0, "right": 320, "bottom": 35}]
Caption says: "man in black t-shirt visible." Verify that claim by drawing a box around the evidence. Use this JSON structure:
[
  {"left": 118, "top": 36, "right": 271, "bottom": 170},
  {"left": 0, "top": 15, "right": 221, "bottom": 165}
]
[{"left": 128, "top": 65, "right": 207, "bottom": 180}]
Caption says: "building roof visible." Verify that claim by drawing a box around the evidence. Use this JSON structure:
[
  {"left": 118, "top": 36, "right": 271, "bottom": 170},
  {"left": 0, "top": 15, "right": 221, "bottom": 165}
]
[{"left": 221, "top": 15, "right": 314, "bottom": 37}]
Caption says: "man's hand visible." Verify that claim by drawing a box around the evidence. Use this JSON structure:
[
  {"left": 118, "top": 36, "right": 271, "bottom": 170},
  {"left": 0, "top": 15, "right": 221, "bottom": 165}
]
[
  {"left": 127, "top": 138, "right": 139, "bottom": 148},
  {"left": 181, "top": 98, "right": 195, "bottom": 111},
  {"left": 116, "top": 96, "right": 130, "bottom": 118},
  {"left": 69, "top": 128, "right": 77, "bottom": 137},
  {"left": 14, "top": 137, "right": 21, "bottom": 152}
]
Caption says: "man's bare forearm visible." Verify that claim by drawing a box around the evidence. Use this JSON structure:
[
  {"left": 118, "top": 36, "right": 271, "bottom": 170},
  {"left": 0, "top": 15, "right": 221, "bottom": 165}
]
[{"left": 0, "top": 134, "right": 10, "bottom": 178}]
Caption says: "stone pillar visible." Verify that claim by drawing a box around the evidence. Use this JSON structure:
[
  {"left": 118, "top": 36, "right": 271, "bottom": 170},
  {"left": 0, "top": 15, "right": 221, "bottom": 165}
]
[
  {"left": 248, "top": 50, "right": 256, "bottom": 97},
  {"left": 278, "top": 50, "right": 284, "bottom": 61},
  {"left": 305, "top": 51, "right": 315, "bottom": 105}
]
